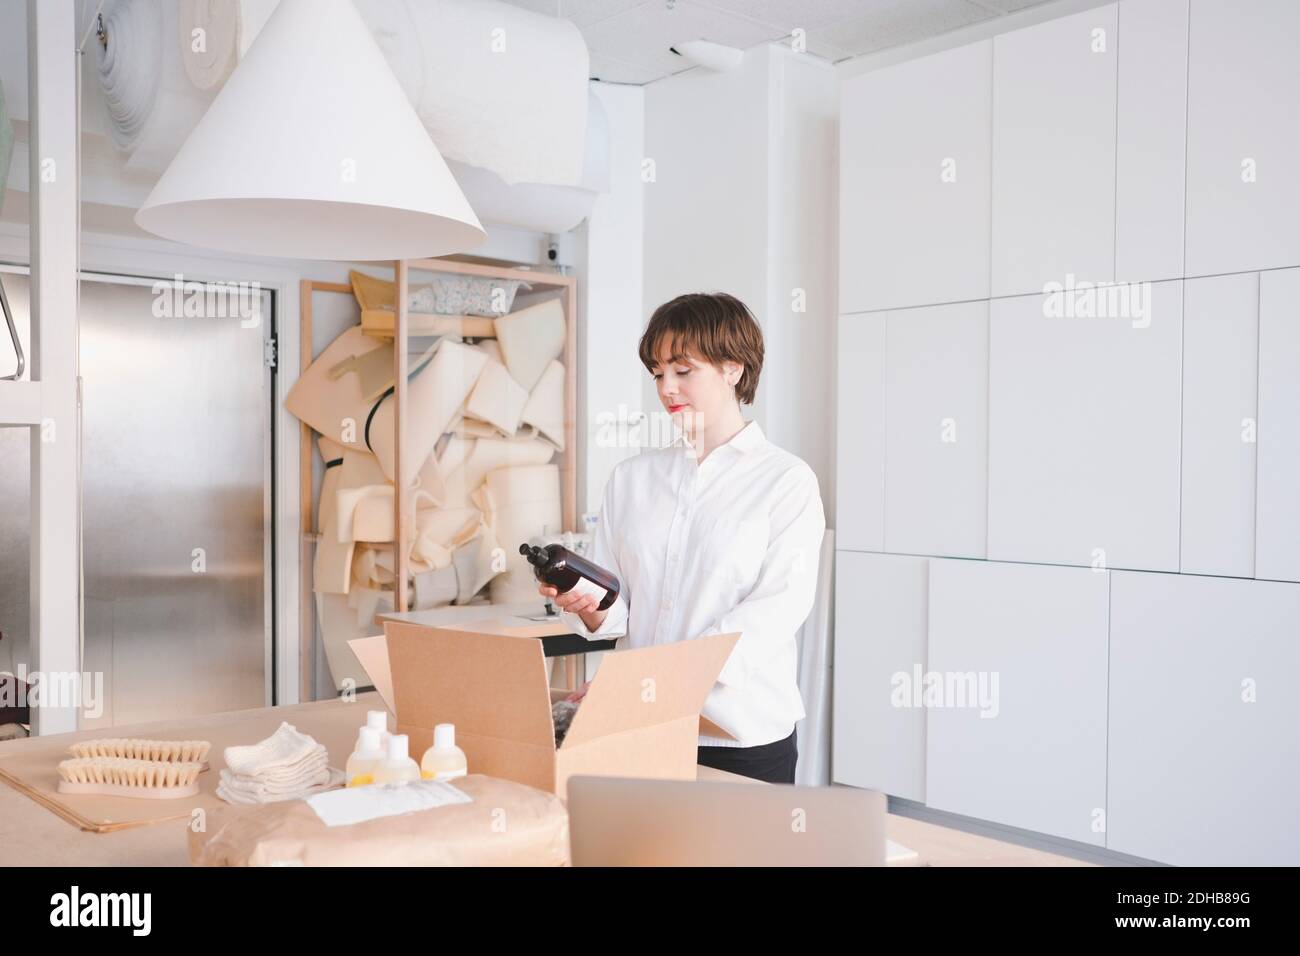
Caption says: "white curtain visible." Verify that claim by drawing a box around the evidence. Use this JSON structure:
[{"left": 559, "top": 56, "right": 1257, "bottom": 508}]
[{"left": 795, "top": 529, "right": 834, "bottom": 786}]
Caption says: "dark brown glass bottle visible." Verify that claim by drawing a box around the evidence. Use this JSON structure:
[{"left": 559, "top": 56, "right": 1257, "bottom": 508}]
[{"left": 519, "top": 543, "right": 621, "bottom": 611}]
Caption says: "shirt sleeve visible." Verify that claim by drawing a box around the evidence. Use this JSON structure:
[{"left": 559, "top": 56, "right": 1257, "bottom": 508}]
[
  {"left": 698, "top": 464, "right": 826, "bottom": 689},
  {"left": 559, "top": 465, "right": 630, "bottom": 641}
]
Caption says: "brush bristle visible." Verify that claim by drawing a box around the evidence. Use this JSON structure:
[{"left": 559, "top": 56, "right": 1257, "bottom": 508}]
[
  {"left": 68, "top": 738, "right": 211, "bottom": 764},
  {"left": 57, "top": 757, "right": 203, "bottom": 788}
]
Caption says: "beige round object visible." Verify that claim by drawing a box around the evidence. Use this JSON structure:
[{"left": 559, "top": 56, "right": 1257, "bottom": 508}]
[
  {"left": 442, "top": 435, "right": 556, "bottom": 509},
  {"left": 476, "top": 464, "right": 562, "bottom": 604},
  {"left": 190, "top": 774, "right": 570, "bottom": 866},
  {"left": 179, "top": 0, "right": 241, "bottom": 91}
]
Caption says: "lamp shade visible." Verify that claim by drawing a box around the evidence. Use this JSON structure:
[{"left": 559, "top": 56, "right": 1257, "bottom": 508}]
[{"left": 134, "top": 0, "right": 485, "bottom": 260}]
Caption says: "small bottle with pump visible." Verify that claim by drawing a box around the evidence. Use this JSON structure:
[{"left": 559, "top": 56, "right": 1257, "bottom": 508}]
[
  {"left": 371, "top": 734, "right": 421, "bottom": 785},
  {"left": 520, "top": 542, "right": 620, "bottom": 610},
  {"left": 420, "top": 723, "right": 468, "bottom": 781},
  {"left": 345, "top": 726, "right": 385, "bottom": 787}
]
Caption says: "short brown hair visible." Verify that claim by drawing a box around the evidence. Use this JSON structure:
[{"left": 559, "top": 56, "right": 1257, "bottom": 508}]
[{"left": 638, "top": 292, "right": 764, "bottom": 405}]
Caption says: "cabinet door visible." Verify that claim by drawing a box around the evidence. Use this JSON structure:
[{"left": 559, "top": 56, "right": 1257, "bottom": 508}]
[
  {"left": 1256, "top": 267, "right": 1300, "bottom": 581},
  {"left": 884, "top": 302, "right": 988, "bottom": 558},
  {"left": 836, "top": 313, "right": 885, "bottom": 551},
  {"left": 832, "top": 552, "right": 927, "bottom": 802},
  {"left": 991, "top": 4, "right": 1118, "bottom": 297},
  {"left": 987, "top": 281, "right": 1183, "bottom": 571},
  {"left": 1115, "top": 0, "right": 1189, "bottom": 282},
  {"left": 1185, "top": 0, "right": 1300, "bottom": 277},
  {"left": 840, "top": 40, "right": 991, "bottom": 313},
  {"left": 1108, "top": 571, "right": 1300, "bottom": 865},
  {"left": 926, "top": 559, "right": 1109, "bottom": 846},
  {"left": 1181, "top": 273, "right": 1258, "bottom": 578}
]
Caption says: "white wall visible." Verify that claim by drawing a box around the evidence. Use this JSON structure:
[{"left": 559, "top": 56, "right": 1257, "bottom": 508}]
[
  {"left": 833, "top": 0, "right": 1300, "bottom": 865},
  {"left": 642, "top": 44, "right": 836, "bottom": 514},
  {"left": 575, "top": 80, "right": 647, "bottom": 519},
  {"left": 642, "top": 46, "right": 769, "bottom": 424}
]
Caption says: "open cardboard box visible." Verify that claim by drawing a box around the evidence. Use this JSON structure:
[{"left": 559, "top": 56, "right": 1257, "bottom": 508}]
[{"left": 349, "top": 620, "right": 740, "bottom": 799}]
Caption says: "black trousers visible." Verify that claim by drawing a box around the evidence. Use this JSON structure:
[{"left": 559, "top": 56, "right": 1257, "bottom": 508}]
[{"left": 697, "top": 727, "right": 798, "bottom": 784}]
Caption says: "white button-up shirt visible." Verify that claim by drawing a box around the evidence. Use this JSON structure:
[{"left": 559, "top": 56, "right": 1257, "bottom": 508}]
[{"left": 560, "top": 420, "right": 826, "bottom": 748}]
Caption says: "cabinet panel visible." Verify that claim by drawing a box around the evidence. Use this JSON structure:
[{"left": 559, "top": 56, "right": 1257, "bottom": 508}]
[
  {"left": 883, "top": 302, "right": 988, "bottom": 558},
  {"left": 926, "top": 559, "right": 1109, "bottom": 846},
  {"left": 1115, "top": 0, "right": 1188, "bottom": 282},
  {"left": 1256, "top": 267, "right": 1300, "bottom": 581},
  {"left": 832, "top": 552, "right": 927, "bottom": 801},
  {"left": 1181, "top": 273, "right": 1258, "bottom": 577},
  {"left": 991, "top": 4, "right": 1118, "bottom": 297},
  {"left": 1109, "top": 571, "right": 1300, "bottom": 865},
  {"left": 987, "top": 282, "right": 1183, "bottom": 571},
  {"left": 836, "top": 313, "right": 885, "bottom": 551},
  {"left": 1185, "top": 0, "right": 1300, "bottom": 276},
  {"left": 840, "top": 41, "right": 992, "bottom": 313}
]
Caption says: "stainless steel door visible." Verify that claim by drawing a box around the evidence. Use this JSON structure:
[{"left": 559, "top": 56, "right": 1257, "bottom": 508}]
[
  {"left": 80, "top": 275, "right": 271, "bottom": 727},
  {"left": 0, "top": 270, "right": 273, "bottom": 729}
]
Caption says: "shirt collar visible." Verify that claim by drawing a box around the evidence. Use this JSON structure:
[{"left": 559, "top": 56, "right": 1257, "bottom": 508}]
[{"left": 668, "top": 419, "right": 765, "bottom": 456}]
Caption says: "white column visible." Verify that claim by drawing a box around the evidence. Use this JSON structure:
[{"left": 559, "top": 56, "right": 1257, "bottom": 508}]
[{"left": 27, "top": 0, "right": 80, "bottom": 735}]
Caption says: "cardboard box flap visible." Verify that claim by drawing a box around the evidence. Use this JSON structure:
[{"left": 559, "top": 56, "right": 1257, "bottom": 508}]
[
  {"left": 348, "top": 635, "right": 395, "bottom": 712},
  {"left": 383, "top": 622, "right": 555, "bottom": 750},
  {"left": 561, "top": 632, "right": 740, "bottom": 750}
]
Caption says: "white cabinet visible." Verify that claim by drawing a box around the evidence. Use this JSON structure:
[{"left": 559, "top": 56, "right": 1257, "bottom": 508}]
[
  {"left": 1108, "top": 571, "right": 1300, "bottom": 865},
  {"left": 987, "top": 281, "right": 1183, "bottom": 571},
  {"left": 836, "top": 313, "right": 885, "bottom": 551},
  {"left": 840, "top": 41, "right": 991, "bottom": 313},
  {"left": 1181, "top": 274, "right": 1258, "bottom": 578},
  {"left": 1257, "top": 267, "right": 1300, "bottom": 581},
  {"left": 991, "top": 4, "right": 1118, "bottom": 298},
  {"left": 883, "top": 302, "right": 988, "bottom": 558},
  {"left": 1114, "top": 0, "right": 1188, "bottom": 283},
  {"left": 926, "top": 559, "right": 1109, "bottom": 846},
  {"left": 832, "top": 552, "right": 928, "bottom": 801},
  {"left": 1185, "top": 0, "right": 1300, "bottom": 277}
]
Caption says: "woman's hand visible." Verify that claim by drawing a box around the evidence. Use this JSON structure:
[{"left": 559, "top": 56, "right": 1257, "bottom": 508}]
[
  {"left": 539, "top": 583, "right": 608, "bottom": 633},
  {"left": 565, "top": 680, "right": 592, "bottom": 703}
]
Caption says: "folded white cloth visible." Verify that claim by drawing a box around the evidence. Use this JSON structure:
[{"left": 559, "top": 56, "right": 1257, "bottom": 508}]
[
  {"left": 224, "top": 722, "right": 324, "bottom": 775},
  {"left": 217, "top": 757, "right": 330, "bottom": 794},
  {"left": 217, "top": 722, "right": 341, "bottom": 805},
  {"left": 217, "top": 769, "right": 344, "bottom": 806}
]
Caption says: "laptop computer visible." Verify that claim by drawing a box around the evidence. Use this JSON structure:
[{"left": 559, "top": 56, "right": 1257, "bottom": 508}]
[{"left": 567, "top": 775, "right": 887, "bottom": 866}]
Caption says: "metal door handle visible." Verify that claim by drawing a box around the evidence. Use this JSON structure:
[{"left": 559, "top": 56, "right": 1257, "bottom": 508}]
[{"left": 0, "top": 275, "right": 24, "bottom": 381}]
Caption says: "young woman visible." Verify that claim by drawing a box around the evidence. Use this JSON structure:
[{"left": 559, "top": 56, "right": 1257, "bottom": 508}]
[{"left": 538, "top": 292, "right": 825, "bottom": 783}]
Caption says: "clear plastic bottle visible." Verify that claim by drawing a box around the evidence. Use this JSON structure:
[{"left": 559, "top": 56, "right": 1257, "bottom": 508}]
[
  {"left": 420, "top": 723, "right": 468, "bottom": 781},
  {"left": 371, "top": 734, "right": 420, "bottom": 785},
  {"left": 345, "top": 726, "right": 385, "bottom": 787},
  {"left": 366, "top": 710, "right": 392, "bottom": 749}
]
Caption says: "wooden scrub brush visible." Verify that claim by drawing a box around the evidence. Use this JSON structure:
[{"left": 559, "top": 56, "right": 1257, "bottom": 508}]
[
  {"left": 57, "top": 756, "right": 205, "bottom": 799},
  {"left": 68, "top": 738, "right": 211, "bottom": 769},
  {"left": 55, "top": 738, "right": 212, "bottom": 799}
]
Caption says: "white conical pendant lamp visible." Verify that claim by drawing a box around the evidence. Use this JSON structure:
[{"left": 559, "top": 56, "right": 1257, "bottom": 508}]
[{"left": 134, "top": 0, "right": 485, "bottom": 260}]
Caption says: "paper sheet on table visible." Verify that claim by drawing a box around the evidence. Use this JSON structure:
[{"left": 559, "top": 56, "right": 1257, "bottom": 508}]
[{"left": 307, "top": 779, "right": 472, "bottom": 827}]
